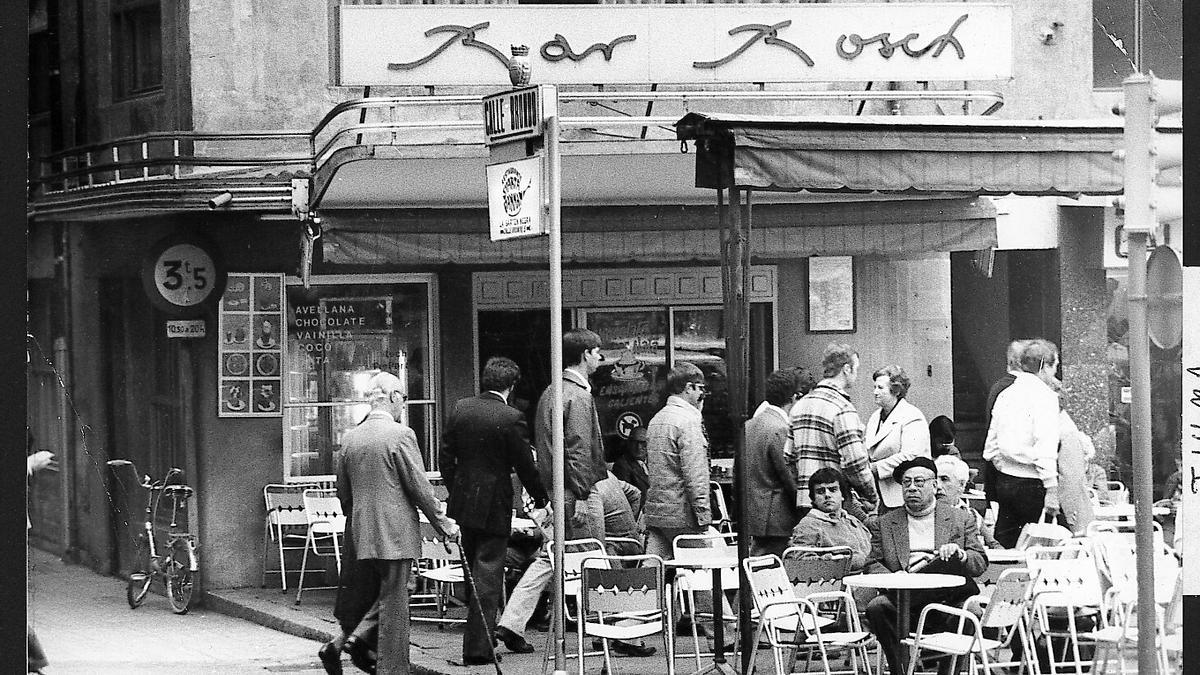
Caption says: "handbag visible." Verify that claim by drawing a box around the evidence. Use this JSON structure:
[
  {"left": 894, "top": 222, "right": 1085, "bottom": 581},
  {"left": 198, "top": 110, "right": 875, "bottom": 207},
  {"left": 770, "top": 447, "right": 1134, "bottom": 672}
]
[{"left": 1015, "top": 508, "right": 1073, "bottom": 550}]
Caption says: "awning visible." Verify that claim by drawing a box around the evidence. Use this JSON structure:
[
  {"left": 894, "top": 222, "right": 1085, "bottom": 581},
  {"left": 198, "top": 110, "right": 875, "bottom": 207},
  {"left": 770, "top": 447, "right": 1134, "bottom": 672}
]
[
  {"left": 320, "top": 198, "right": 995, "bottom": 266},
  {"left": 675, "top": 113, "right": 1125, "bottom": 196}
]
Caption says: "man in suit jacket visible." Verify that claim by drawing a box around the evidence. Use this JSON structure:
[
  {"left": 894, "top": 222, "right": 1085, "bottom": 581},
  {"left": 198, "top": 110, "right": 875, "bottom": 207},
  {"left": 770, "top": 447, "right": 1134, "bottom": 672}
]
[
  {"left": 744, "top": 368, "right": 806, "bottom": 557},
  {"left": 864, "top": 457, "right": 987, "bottom": 675},
  {"left": 441, "top": 356, "right": 549, "bottom": 665},
  {"left": 337, "top": 371, "right": 459, "bottom": 675},
  {"left": 864, "top": 365, "right": 930, "bottom": 513},
  {"left": 534, "top": 328, "right": 608, "bottom": 541}
]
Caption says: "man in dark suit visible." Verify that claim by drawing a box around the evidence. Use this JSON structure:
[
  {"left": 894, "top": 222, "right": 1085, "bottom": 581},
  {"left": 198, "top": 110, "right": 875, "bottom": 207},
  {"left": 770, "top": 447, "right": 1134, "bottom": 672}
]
[
  {"left": 864, "top": 456, "right": 988, "bottom": 675},
  {"left": 337, "top": 371, "right": 459, "bottom": 675},
  {"left": 441, "top": 356, "right": 549, "bottom": 665},
  {"left": 743, "top": 368, "right": 805, "bottom": 557}
]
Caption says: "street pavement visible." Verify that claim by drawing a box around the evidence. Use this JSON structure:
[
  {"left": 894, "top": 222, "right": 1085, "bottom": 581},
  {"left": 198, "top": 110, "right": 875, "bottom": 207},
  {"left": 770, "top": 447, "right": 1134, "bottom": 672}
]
[{"left": 28, "top": 547, "right": 329, "bottom": 674}]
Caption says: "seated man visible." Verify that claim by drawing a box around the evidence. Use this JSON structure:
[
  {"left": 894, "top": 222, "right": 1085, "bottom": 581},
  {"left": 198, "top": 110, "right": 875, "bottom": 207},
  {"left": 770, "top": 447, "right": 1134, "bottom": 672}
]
[
  {"left": 789, "top": 467, "right": 871, "bottom": 571},
  {"left": 936, "top": 454, "right": 1001, "bottom": 549},
  {"left": 864, "top": 457, "right": 988, "bottom": 675}
]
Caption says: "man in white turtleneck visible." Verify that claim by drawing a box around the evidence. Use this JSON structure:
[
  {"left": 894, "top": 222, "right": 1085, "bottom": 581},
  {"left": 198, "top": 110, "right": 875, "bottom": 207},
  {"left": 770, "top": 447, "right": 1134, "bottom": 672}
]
[{"left": 864, "top": 457, "right": 988, "bottom": 675}]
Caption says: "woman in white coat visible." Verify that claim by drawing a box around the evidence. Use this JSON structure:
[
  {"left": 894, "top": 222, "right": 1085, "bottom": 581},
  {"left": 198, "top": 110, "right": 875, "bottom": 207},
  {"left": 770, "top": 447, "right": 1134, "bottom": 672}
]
[{"left": 864, "top": 365, "right": 931, "bottom": 513}]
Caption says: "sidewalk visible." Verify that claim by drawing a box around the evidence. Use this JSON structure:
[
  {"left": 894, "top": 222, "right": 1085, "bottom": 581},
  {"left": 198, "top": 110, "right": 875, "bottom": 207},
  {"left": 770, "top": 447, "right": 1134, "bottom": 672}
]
[{"left": 208, "top": 582, "right": 686, "bottom": 675}]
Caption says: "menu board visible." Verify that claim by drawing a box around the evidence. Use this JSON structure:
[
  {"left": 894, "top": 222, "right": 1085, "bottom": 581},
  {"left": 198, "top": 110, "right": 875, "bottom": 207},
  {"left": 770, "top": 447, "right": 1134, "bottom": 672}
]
[{"left": 218, "top": 273, "right": 284, "bottom": 417}]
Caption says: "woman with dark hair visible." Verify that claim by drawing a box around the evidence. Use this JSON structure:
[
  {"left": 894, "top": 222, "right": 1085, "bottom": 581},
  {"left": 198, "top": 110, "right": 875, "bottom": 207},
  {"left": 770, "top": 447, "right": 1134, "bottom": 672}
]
[
  {"left": 864, "top": 365, "right": 930, "bottom": 514},
  {"left": 929, "top": 415, "right": 960, "bottom": 458}
]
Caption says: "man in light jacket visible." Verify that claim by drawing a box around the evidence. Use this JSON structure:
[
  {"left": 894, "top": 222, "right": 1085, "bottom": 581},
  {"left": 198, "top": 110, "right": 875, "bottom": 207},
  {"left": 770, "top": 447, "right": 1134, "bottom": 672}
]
[
  {"left": 982, "top": 338, "right": 1061, "bottom": 548},
  {"left": 864, "top": 365, "right": 930, "bottom": 514},
  {"left": 645, "top": 362, "right": 712, "bottom": 559}
]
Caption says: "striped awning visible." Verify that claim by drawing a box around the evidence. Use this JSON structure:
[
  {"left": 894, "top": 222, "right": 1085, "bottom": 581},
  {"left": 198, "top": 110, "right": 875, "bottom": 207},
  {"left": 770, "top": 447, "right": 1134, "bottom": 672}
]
[
  {"left": 675, "top": 113, "right": 1125, "bottom": 196},
  {"left": 320, "top": 198, "right": 996, "bottom": 266}
]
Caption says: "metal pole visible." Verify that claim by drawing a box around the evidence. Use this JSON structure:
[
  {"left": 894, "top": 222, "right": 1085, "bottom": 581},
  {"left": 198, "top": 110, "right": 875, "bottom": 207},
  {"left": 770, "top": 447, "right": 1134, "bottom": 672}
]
[
  {"left": 546, "top": 106, "right": 567, "bottom": 675},
  {"left": 54, "top": 337, "right": 73, "bottom": 557},
  {"left": 1127, "top": 229, "right": 1157, "bottom": 674}
]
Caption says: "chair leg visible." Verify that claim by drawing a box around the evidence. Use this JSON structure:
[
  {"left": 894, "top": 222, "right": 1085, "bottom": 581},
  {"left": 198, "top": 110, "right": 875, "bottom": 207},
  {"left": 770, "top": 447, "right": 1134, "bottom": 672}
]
[
  {"left": 276, "top": 530, "right": 289, "bottom": 591},
  {"left": 295, "top": 532, "right": 312, "bottom": 605}
]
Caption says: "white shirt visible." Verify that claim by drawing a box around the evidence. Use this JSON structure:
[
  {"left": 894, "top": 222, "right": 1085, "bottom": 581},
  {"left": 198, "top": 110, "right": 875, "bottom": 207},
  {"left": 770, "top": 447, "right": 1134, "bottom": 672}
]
[{"left": 983, "top": 372, "right": 1060, "bottom": 487}]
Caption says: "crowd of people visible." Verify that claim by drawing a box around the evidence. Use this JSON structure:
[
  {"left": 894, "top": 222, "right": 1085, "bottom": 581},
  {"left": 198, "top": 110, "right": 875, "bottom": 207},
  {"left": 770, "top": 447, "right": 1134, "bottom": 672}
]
[{"left": 317, "top": 331, "right": 1121, "bottom": 675}]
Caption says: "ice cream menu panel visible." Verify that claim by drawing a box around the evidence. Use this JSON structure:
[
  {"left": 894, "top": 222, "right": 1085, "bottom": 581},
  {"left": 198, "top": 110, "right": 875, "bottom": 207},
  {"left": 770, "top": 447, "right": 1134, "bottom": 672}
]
[{"left": 218, "top": 273, "right": 284, "bottom": 417}]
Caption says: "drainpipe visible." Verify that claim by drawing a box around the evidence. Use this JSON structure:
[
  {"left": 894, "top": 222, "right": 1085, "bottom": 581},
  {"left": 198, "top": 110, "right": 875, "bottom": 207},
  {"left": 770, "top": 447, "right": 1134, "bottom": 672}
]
[{"left": 55, "top": 223, "right": 76, "bottom": 560}]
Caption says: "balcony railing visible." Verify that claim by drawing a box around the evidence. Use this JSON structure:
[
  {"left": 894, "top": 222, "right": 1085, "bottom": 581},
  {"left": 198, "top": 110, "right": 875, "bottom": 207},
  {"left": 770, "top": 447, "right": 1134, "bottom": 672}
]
[{"left": 32, "top": 88, "right": 1003, "bottom": 201}]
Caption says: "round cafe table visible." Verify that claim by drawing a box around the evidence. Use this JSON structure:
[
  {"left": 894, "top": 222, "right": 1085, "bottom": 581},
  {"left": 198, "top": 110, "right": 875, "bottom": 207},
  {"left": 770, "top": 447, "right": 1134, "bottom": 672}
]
[
  {"left": 665, "top": 553, "right": 740, "bottom": 675},
  {"left": 842, "top": 571, "right": 966, "bottom": 667}
]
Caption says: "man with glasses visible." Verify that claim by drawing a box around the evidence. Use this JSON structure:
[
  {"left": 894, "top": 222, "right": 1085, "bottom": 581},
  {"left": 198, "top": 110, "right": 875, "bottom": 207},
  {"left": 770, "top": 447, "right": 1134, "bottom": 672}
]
[
  {"left": 789, "top": 467, "right": 871, "bottom": 570},
  {"left": 864, "top": 457, "right": 987, "bottom": 675}
]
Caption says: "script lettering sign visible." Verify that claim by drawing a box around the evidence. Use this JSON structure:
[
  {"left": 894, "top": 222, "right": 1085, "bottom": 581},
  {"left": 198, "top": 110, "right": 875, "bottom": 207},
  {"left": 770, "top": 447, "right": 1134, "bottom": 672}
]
[{"left": 339, "top": 3, "right": 1013, "bottom": 86}]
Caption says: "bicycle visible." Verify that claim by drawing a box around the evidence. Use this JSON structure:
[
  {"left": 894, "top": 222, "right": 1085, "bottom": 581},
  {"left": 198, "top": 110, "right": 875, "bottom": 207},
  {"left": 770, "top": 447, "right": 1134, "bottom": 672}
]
[{"left": 109, "top": 461, "right": 199, "bottom": 614}]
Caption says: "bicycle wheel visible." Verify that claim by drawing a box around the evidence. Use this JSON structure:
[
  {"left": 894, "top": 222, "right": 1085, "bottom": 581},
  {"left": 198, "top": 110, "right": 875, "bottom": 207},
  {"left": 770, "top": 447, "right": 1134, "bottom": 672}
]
[
  {"left": 164, "top": 538, "right": 196, "bottom": 614},
  {"left": 126, "top": 535, "right": 153, "bottom": 609}
]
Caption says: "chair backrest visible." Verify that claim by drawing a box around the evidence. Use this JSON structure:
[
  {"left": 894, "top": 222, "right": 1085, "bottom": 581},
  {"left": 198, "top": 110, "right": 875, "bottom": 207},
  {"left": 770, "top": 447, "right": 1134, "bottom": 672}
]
[
  {"left": 419, "top": 518, "right": 461, "bottom": 561},
  {"left": 287, "top": 474, "right": 337, "bottom": 490},
  {"left": 580, "top": 554, "right": 666, "bottom": 617},
  {"left": 780, "top": 546, "right": 853, "bottom": 598},
  {"left": 710, "top": 482, "right": 731, "bottom": 530},
  {"left": 1105, "top": 481, "right": 1129, "bottom": 504},
  {"left": 980, "top": 568, "right": 1035, "bottom": 630},
  {"left": 743, "top": 554, "right": 808, "bottom": 625},
  {"left": 672, "top": 530, "right": 737, "bottom": 564},
  {"left": 562, "top": 538, "right": 607, "bottom": 577},
  {"left": 264, "top": 483, "right": 315, "bottom": 528},
  {"left": 1025, "top": 544, "right": 1103, "bottom": 608},
  {"left": 302, "top": 489, "right": 346, "bottom": 532}
]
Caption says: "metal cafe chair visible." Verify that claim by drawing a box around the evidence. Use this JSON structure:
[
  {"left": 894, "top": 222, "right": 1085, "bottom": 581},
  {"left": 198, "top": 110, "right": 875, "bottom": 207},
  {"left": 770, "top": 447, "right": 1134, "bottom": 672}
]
[
  {"left": 905, "top": 568, "right": 1039, "bottom": 675},
  {"left": 1025, "top": 543, "right": 1105, "bottom": 675},
  {"left": 742, "top": 554, "right": 874, "bottom": 675},
  {"left": 671, "top": 530, "right": 739, "bottom": 669},
  {"left": 294, "top": 488, "right": 346, "bottom": 605},
  {"left": 575, "top": 553, "right": 675, "bottom": 675},
  {"left": 262, "top": 482, "right": 319, "bottom": 591},
  {"left": 412, "top": 516, "right": 465, "bottom": 626}
]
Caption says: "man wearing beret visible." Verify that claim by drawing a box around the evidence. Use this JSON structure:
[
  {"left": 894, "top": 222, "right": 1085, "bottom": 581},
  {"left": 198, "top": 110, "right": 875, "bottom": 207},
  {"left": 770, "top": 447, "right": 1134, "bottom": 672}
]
[{"left": 864, "top": 456, "right": 987, "bottom": 675}]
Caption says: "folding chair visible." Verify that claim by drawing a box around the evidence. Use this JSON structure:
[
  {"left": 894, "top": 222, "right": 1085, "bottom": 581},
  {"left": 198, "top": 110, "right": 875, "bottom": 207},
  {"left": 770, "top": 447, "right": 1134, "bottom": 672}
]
[
  {"left": 412, "top": 517, "right": 465, "bottom": 626},
  {"left": 1025, "top": 544, "right": 1105, "bottom": 674},
  {"left": 575, "top": 553, "right": 675, "bottom": 675},
  {"left": 905, "top": 568, "right": 1039, "bottom": 675},
  {"left": 262, "top": 482, "right": 318, "bottom": 591},
  {"left": 742, "top": 554, "right": 874, "bottom": 675},
  {"left": 671, "top": 530, "right": 739, "bottom": 668},
  {"left": 780, "top": 546, "right": 854, "bottom": 628},
  {"left": 710, "top": 481, "right": 734, "bottom": 533},
  {"left": 294, "top": 488, "right": 346, "bottom": 605},
  {"left": 1088, "top": 536, "right": 1181, "bottom": 675}
]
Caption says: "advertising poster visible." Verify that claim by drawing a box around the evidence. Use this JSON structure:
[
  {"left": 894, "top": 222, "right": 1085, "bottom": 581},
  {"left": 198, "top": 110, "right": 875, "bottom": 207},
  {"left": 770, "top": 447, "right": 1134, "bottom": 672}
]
[{"left": 219, "top": 273, "right": 284, "bottom": 417}]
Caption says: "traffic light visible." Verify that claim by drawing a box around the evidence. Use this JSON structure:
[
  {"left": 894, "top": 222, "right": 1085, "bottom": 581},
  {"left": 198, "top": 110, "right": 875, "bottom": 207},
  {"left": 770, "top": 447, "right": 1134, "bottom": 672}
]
[{"left": 1113, "top": 74, "right": 1183, "bottom": 237}]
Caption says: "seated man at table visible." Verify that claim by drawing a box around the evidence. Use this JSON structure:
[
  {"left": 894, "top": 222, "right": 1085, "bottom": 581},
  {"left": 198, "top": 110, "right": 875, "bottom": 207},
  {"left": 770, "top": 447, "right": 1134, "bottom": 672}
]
[
  {"left": 789, "top": 467, "right": 871, "bottom": 571},
  {"left": 935, "top": 455, "right": 1001, "bottom": 550},
  {"left": 864, "top": 457, "right": 987, "bottom": 675}
]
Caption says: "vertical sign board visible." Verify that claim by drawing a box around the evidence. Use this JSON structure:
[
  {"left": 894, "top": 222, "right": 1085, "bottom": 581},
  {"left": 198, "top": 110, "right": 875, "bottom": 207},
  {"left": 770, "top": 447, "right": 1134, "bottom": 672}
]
[
  {"left": 218, "top": 273, "right": 285, "bottom": 417},
  {"left": 1183, "top": 266, "right": 1199, "bottom": 593},
  {"left": 486, "top": 155, "right": 545, "bottom": 241}
]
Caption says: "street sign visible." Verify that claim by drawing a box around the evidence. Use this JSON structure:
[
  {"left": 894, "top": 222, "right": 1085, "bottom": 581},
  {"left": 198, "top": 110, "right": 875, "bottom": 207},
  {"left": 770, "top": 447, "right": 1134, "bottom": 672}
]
[
  {"left": 1146, "top": 245, "right": 1183, "bottom": 349},
  {"left": 482, "top": 85, "right": 555, "bottom": 146},
  {"left": 486, "top": 155, "right": 545, "bottom": 241}
]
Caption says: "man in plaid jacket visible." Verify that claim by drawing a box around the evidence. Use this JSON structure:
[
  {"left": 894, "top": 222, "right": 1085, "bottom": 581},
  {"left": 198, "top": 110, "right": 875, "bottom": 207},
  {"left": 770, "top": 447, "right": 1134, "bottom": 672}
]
[{"left": 788, "top": 343, "right": 878, "bottom": 522}]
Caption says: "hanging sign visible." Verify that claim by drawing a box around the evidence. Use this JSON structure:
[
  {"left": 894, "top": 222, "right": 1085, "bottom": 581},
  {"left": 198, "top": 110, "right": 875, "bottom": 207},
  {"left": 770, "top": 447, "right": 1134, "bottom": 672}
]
[
  {"left": 218, "top": 273, "right": 284, "bottom": 417},
  {"left": 339, "top": 3, "right": 1013, "bottom": 86},
  {"left": 486, "top": 155, "right": 545, "bottom": 241}
]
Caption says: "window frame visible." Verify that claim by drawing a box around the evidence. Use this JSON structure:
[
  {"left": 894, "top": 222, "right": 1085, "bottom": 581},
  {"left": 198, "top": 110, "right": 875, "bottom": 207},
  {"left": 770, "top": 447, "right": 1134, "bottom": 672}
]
[{"left": 110, "top": 0, "right": 164, "bottom": 101}]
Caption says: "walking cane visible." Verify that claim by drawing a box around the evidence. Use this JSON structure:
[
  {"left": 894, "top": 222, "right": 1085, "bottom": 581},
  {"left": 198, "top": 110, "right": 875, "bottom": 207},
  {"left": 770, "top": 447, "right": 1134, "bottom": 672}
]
[{"left": 447, "top": 540, "right": 504, "bottom": 675}]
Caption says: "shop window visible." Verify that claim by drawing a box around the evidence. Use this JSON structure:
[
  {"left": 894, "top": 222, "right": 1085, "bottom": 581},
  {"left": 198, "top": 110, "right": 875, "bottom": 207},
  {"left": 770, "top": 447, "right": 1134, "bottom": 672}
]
[
  {"left": 582, "top": 303, "right": 773, "bottom": 460},
  {"left": 1093, "top": 0, "right": 1181, "bottom": 90},
  {"left": 111, "top": 1, "right": 162, "bottom": 100},
  {"left": 283, "top": 276, "right": 436, "bottom": 479}
]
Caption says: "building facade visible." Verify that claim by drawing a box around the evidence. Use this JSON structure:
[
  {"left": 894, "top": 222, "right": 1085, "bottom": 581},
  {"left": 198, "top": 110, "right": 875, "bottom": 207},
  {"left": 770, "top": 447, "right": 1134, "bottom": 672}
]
[{"left": 26, "top": 0, "right": 1180, "bottom": 593}]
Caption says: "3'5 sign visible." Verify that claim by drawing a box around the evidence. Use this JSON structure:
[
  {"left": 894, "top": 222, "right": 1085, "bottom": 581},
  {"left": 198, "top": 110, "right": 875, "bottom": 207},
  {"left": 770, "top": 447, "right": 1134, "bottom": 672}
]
[{"left": 141, "top": 234, "right": 227, "bottom": 317}]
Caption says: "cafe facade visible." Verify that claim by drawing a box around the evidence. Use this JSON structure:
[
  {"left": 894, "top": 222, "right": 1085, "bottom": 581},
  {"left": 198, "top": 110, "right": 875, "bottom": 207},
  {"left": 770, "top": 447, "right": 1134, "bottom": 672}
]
[{"left": 28, "top": 0, "right": 1134, "bottom": 592}]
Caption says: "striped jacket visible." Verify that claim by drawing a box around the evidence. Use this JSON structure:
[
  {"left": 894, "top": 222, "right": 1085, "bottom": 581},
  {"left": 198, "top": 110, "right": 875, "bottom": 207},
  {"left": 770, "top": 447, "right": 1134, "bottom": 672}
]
[{"left": 788, "top": 383, "right": 878, "bottom": 510}]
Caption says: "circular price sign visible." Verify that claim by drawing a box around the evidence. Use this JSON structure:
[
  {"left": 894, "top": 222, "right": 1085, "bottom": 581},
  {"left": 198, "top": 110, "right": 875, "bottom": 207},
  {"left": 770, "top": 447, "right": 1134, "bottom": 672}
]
[{"left": 142, "top": 234, "right": 226, "bottom": 316}]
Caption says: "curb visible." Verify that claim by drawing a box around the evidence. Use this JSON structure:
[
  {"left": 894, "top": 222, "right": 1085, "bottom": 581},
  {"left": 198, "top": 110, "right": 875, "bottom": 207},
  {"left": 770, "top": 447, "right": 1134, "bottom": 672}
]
[{"left": 204, "top": 591, "right": 334, "bottom": 643}]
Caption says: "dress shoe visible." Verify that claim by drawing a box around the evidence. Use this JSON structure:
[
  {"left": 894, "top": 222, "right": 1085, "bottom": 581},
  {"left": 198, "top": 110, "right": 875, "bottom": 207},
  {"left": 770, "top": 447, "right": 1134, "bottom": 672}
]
[
  {"left": 463, "top": 654, "right": 502, "bottom": 665},
  {"left": 611, "top": 640, "right": 657, "bottom": 657},
  {"left": 318, "top": 640, "right": 343, "bottom": 675},
  {"left": 495, "top": 625, "right": 536, "bottom": 654},
  {"left": 342, "top": 636, "right": 377, "bottom": 675}
]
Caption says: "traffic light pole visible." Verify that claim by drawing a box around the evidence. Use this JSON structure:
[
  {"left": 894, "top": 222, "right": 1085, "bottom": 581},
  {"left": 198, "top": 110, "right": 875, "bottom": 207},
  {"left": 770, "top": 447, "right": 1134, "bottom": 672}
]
[{"left": 545, "top": 109, "right": 567, "bottom": 675}]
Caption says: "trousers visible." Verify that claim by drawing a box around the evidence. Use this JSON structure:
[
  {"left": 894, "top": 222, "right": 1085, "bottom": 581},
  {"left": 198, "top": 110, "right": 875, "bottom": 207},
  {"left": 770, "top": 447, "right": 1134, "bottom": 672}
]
[
  {"left": 357, "top": 558, "right": 414, "bottom": 675},
  {"left": 993, "top": 471, "right": 1047, "bottom": 549},
  {"left": 461, "top": 528, "right": 508, "bottom": 660}
]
